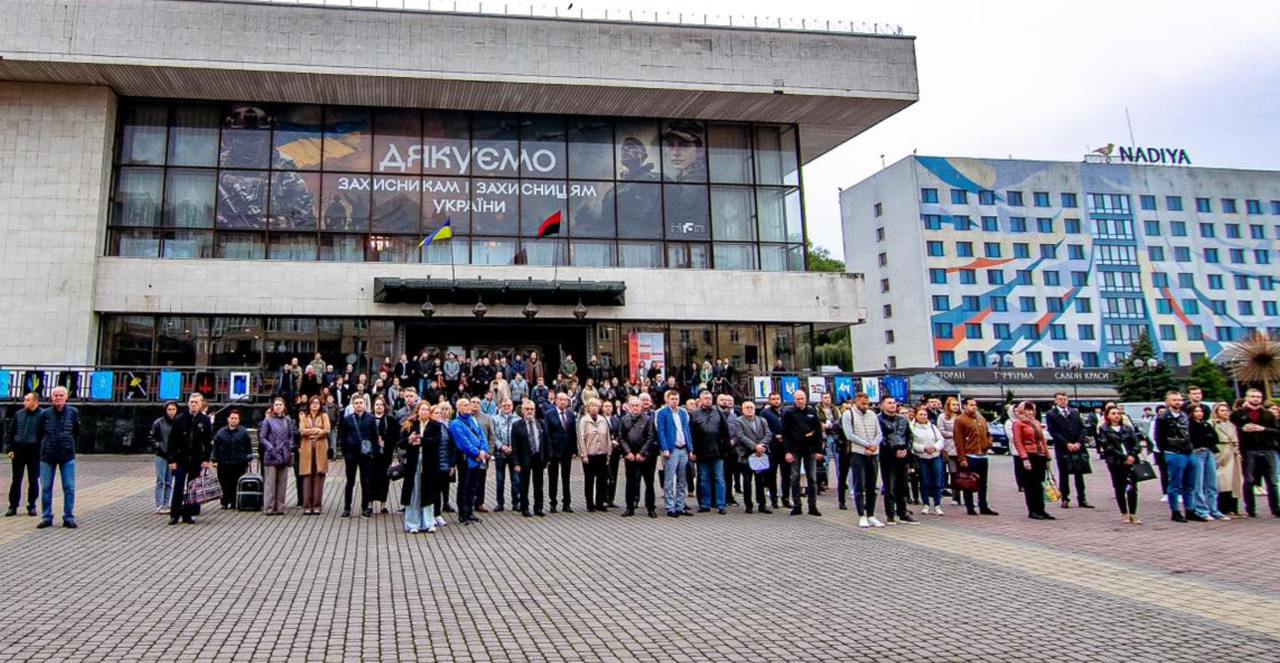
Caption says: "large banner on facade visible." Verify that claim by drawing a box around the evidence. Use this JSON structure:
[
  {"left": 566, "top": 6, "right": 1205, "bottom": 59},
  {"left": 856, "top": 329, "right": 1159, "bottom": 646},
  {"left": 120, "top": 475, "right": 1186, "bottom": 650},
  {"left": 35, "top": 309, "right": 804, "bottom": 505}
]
[{"left": 628, "top": 332, "right": 666, "bottom": 381}]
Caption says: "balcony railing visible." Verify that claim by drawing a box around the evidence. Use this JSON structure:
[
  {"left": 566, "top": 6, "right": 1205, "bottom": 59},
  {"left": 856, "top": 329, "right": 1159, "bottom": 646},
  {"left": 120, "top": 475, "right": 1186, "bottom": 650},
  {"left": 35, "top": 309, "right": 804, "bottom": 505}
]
[{"left": 196, "top": 0, "right": 907, "bottom": 36}]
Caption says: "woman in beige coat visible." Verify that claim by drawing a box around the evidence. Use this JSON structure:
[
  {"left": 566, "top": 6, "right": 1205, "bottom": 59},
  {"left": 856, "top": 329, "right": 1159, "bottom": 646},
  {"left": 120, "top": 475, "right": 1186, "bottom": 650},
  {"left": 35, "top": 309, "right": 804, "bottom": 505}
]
[
  {"left": 577, "top": 398, "right": 612, "bottom": 511},
  {"left": 298, "top": 395, "right": 331, "bottom": 515},
  {"left": 1211, "top": 403, "right": 1244, "bottom": 516}
]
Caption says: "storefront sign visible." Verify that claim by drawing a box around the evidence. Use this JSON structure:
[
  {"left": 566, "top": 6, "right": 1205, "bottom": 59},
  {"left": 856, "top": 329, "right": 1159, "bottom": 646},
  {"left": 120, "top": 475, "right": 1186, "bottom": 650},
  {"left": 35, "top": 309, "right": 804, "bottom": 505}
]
[
  {"left": 926, "top": 368, "right": 1116, "bottom": 385},
  {"left": 379, "top": 144, "right": 559, "bottom": 175},
  {"left": 1117, "top": 146, "right": 1190, "bottom": 165}
]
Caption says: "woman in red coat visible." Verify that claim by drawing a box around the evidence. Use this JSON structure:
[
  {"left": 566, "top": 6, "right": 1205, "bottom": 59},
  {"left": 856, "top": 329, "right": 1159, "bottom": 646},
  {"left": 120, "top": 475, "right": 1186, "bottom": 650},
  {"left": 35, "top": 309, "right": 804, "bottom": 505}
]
[{"left": 1011, "top": 401, "right": 1055, "bottom": 520}]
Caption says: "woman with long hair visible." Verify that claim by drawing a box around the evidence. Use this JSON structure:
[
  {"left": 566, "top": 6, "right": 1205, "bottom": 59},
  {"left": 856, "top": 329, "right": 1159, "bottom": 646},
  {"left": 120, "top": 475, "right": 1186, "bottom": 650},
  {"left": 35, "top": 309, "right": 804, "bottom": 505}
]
[
  {"left": 1211, "top": 403, "right": 1244, "bottom": 516},
  {"left": 369, "top": 397, "right": 397, "bottom": 515},
  {"left": 259, "top": 397, "right": 296, "bottom": 515},
  {"left": 938, "top": 397, "right": 962, "bottom": 507},
  {"left": 908, "top": 406, "right": 945, "bottom": 515},
  {"left": 1098, "top": 405, "right": 1143, "bottom": 524},
  {"left": 400, "top": 401, "right": 443, "bottom": 534},
  {"left": 297, "top": 396, "right": 330, "bottom": 515},
  {"left": 1010, "top": 401, "right": 1054, "bottom": 520}
]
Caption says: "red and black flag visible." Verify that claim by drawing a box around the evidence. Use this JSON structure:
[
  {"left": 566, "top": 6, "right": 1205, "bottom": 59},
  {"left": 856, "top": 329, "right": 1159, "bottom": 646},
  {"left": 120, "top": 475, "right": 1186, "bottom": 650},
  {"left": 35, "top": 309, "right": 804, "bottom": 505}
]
[{"left": 536, "top": 210, "right": 562, "bottom": 238}]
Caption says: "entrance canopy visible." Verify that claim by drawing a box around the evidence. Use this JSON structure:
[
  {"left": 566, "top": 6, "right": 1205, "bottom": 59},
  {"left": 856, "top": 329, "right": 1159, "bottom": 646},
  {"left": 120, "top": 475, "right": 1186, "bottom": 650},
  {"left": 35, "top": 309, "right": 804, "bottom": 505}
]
[{"left": 374, "top": 278, "right": 626, "bottom": 307}]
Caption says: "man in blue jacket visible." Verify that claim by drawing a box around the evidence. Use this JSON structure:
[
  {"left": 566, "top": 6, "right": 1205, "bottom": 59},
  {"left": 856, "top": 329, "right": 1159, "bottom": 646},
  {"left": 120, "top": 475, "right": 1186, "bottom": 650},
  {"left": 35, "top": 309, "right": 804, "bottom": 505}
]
[
  {"left": 341, "top": 394, "right": 376, "bottom": 519},
  {"left": 36, "top": 386, "right": 79, "bottom": 529},
  {"left": 449, "top": 398, "right": 490, "bottom": 525},
  {"left": 5, "top": 392, "right": 42, "bottom": 517},
  {"left": 656, "top": 389, "right": 696, "bottom": 517}
]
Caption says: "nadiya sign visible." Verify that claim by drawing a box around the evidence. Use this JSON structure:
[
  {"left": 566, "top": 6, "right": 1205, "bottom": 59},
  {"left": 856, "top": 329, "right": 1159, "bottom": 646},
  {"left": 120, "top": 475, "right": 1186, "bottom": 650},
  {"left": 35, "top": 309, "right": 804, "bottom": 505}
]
[{"left": 1117, "top": 146, "right": 1191, "bottom": 165}]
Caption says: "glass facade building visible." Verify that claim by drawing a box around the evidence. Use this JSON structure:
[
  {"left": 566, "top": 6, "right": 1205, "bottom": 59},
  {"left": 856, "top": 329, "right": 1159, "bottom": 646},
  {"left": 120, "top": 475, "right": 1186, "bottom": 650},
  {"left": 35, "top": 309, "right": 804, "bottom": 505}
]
[{"left": 107, "top": 100, "right": 807, "bottom": 271}]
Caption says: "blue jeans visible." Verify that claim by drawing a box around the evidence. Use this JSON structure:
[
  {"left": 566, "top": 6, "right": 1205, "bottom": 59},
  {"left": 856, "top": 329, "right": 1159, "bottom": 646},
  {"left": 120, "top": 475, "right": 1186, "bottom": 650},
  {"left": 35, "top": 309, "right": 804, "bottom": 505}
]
[
  {"left": 1190, "top": 449, "right": 1221, "bottom": 518},
  {"left": 663, "top": 448, "right": 690, "bottom": 513},
  {"left": 919, "top": 456, "right": 944, "bottom": 507},
  {"left": 493, "top": 456, "right": 521, "bottom": 509},
  {"left": 1164, "top": 452, "right": 1194, "bottom": 514},
  {"left": 39, "top": 459, "right": 76, "bottom": 524},
  {"left": 154, "top": 456, "right": 174, "bottom": 509},
  {"left": 698, "top": 457, "right": 726, "bottom": 509}
]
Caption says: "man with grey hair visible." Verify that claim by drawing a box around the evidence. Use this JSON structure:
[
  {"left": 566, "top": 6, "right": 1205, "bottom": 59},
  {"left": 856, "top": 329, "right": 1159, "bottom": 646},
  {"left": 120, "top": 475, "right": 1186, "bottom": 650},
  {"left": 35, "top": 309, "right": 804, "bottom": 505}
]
[
  {"left": 36, "top": 386, "right": 80, "bottom": 528},
  {"left": 491, "top": 398, "right": 520, "bottom": 512}
]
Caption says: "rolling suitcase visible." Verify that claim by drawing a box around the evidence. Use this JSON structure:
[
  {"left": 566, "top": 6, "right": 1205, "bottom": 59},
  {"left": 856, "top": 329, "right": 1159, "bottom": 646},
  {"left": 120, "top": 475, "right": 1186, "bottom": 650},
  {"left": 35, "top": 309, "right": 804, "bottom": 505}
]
[{"left": 237, "top": 457, "right": 264, "bottom": 512}]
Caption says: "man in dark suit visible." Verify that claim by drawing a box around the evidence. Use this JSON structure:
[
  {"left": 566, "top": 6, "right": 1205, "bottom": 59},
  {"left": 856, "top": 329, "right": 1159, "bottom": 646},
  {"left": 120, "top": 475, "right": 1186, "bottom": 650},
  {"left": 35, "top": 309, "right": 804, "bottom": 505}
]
[
  {"left": 511, "top": 399, "right": 549, "bottom": 517},
  {"left": 1045, "top": 392, "right": 1093, "bottom": 509},
  {"left": 543, "top": 392, "right": 577, "bottom": 513}
]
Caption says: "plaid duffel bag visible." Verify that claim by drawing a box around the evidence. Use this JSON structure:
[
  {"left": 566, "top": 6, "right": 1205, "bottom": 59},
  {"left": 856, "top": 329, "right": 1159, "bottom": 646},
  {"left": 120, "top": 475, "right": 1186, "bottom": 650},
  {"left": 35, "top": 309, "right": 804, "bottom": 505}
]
[{"left": 184, "top": 467, "right": 223, "bottom": 506}]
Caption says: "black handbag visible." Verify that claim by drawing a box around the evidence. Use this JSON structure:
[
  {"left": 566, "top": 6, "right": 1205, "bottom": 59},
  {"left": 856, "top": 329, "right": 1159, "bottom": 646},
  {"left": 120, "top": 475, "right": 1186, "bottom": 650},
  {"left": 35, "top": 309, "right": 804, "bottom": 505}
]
[
  {"left": 387, "top": 463, "right": 404, "bottom": 481},
  {"left": 1131, "top": 460, "right": 1157, "bottom": 482},
  {"left": 1064, "top": 451, "right": 1093, "bottom": 475}
]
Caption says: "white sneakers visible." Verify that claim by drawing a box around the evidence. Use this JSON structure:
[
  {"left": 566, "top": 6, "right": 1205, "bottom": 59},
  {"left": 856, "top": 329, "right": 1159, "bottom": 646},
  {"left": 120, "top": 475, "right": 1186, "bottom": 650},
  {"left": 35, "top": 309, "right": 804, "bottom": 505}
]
[
  {"left": 868, "top": 517, "right": 886, "bottom": 528},
  {"left": 934, "top": 506, "right": 944, "bottom": 516},
  {"left": 435, "top": 516, "right": 447, "bottom": 527},
  {"left": 426, "top": 525, "right": 437, "bottom": 533},
  {"left": 922, "top": 506, "right": 933, "bottom": 515},
  {"left": 919, "top": 505, "right": 945, "bottom": 516},
  {"left": 406, "top": 528, "right": 419, "bottom": 534},
  {"left": 858, "top": 516, "right": 870, "bottom": 528}
]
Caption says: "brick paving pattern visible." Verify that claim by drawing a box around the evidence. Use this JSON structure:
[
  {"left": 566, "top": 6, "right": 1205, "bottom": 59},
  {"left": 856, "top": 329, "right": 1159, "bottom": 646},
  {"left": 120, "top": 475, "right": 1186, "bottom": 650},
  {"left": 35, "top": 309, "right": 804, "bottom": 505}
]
[{"left": 0, "top": 455, "right": 1277, "bottom": 662}]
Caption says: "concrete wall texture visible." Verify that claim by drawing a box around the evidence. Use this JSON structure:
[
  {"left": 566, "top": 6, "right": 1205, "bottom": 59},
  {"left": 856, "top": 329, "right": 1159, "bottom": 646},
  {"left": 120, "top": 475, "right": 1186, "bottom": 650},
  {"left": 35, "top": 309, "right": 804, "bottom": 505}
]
[{"left": 0, "top": 82, "right": 115, "bottom": 365}]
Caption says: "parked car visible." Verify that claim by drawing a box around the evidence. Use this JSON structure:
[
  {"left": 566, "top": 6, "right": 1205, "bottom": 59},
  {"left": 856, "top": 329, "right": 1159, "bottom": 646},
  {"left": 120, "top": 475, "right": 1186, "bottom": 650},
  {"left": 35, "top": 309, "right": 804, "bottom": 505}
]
[{"left": 987, "top": 419, "right": 1010, "bottom": 455}]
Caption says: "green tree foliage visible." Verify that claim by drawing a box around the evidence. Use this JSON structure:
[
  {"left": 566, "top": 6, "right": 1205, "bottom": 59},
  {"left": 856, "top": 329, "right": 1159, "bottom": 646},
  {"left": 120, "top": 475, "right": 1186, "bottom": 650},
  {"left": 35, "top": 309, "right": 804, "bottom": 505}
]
[
  {"left": 806, "top": 241, "right": 845, "bottom": 274},
  {"left": 807, "top": 242, "right": 852, "bottom": 369},
  {"left": 1186, "top": 357, "right": 1234, "bottom": 402},
  {"left": 1112, "top": 333, "right": 1179, "bottom": 401}
]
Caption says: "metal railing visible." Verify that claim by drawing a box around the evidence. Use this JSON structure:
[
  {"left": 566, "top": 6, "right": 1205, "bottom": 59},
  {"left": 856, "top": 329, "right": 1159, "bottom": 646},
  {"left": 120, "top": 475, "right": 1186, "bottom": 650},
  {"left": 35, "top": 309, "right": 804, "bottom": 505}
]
[{"left": 198, "top": 0, "right": 907, "bottom": 36}]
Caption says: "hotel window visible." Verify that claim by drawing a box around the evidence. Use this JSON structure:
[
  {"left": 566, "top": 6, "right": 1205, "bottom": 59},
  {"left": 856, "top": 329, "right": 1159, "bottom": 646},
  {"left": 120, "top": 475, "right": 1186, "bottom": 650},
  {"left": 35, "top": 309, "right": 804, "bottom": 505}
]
[
  {"left": 1159, "top": 325, "right": 1176, "bottom": 341},
  {"left": 1196, "top": 197, "right": 1212, "bottom": 213},
  {"left": 876, "top": 227, "right": 885, "bottom": 242},
  {"left": 1170, "top": 221, "right": 1187, "bottom": 236},
  {"left": 1072, "top": 271, "right": 1089, "bottom": 286},
  {"left": 1166, "top": 196, "right": 1183, "bottom": 211},
  {"left": 1064, "top": 218, "right": 1081, "bottom": 233},
  {"left": 951, "top": 189, "right": 969, "bottom": 204},
  {"left": 1239, "top": 301, "right": 1255, "bottom": 316},
  {"left": 1147, "top": 246, "right": 1165, "bottom": 261},
  {"left": 1039, "top": 244, "right": 1057, "bottom": 259},
  {"left": 1026, "top": 352, "right": 1043, "bottom": 368},
  {"left": 1191, "top": 352, "right": 1207, "bottom": 363},
  {"left": 1199, "top": 223, "right": 1216, "bottom": 238},
  {"left": 878, "top": 252, "right": 888, "bottom": 267},
  {"left": 1207, "top": 274, "right": 1223, "bottom": 290},
  {"left": 1082, "top": 352, "right": 1100, "bottom": 368},
  {"left": 1229, "top": 248, "right": 1245, "bottom": 264},
  {"left": 956, "top": 241, "right": 974, "bottom": 257},
  {"left": 1216, "top": 327, "right": 1236, "bottom": 342},
  {"left": 1256, "top": 249, "right": 1272, "bottom": 264},
  {"left": 1050, "top": 325, "right": 1067, "bottom": 341},
  {"left": 984, "top": 242, "right": 1002, "bottom": 258},
  {"left": 1234, "top": 275, "right": 1250, "bottom": 290},
  {"left": 1044, "top": 271, "right": 1061, "bottom": 286},
  {"left": 1151, "top": 272, "right": 1168, "bottom": 288},
  {"left": 1203, "top": 248, "right": 1219, "bottom": 263},
  {"left": 1251, "top": 224, "right": 1266, "bottom": 239},
  {"left": 1088, "top": 193, "right": 1130, "bottom": 214},
  {"left": 885, "top": 330, "right": 895, "bottom": 344},
  {"left": 1023, "top": 324, "right": 1040, "bottom": 339},
  {"left": 1078, "top": 324, "right": 1095, "bottom": 340},
  {"left": 959, "top": 269, "right": 977, "bottom": 285},
  {"left": 1140, "top": 195, "right": 1157, "bottom": 210},
  {"left": 932, "top": 295, "right": 950, "bottom": 311},
  {"left": 921, "top": 188, "right": 939, "bottom": 203},
  {"left": 981, "top": 216, "right": 999, "bottom": 231},
  {"left": 1263, "top": 277, "right": 1277, "bottom": 292},
  {"left": 1037, "top": 217, "right": 1053, "bottom": 232},
  {"left": 1174, "top": 247, "right": 1191, "bottom": 262},
  {"left": 929, "top": 268, "right": 947, "bottom": 284},
  {"left": 1007, "top": 191, "right": 1024, "bottom": 207},
  {"left": 881, "top": 278, "right": 890, "bottom": 293},
  {"left": 966, "top": 323, "right": 983, "bottom": 339},
  {"left": 962, "top": 295, "right": 980, "bottom": 311},
  {"left": 927, "top": 241, "right": 944, "bottom": 257},
  {"left": 953, "top": 215, "right": 972, "bottom": 230},
  {"left": 1187, "top": 325, "right": 1203, "bottom": 340},
  {"left": 1182, "top": 299, "right": 1200, "bottom": 315},
  {"left": 1046, "top": 298, "right": 1064, "bottom": 313},
  {"left": 1178, "top": 272, "right": 1195, "bottom": 287},
  {"left": 994, "top": 323, "right": 1011, "bottom": 340},
  {"left": 1067, "top": 244, "right": 1085, "bottom": 260},
  {"left": 923, "top": 214, "right": 943, "bottom": 230},
  {"left": 979, "top": 190, "right": 996, "bottom": 205},
  {"left": 1272, "top": 201, "right": 1280, "bottom": 214},
  {"left": 887, "top": 356, "right": 897, "bottom": 369},
  {"left": 990, "top": 296, "right": 1008, "bottom": 312},
  {"left": 1019, "top": 296, "right": 1037, "bottom": 313},
  {"left": 967, "top": 351, "right": 986, "bottom": 367},
  {"left": 1010, "top": 217, "right": 1027, "bottom": 232},
  {"left": 1013, "top": 243, "right": 1030, "bottom": 258},
  {"left": 1226, "top": 224, "right": 1241, "bottom": 238},
  {"left": 1075, "top": 298, "right": 1092, "bottom": 313},
  {"left": 938, "top": 351, "right": 956, "bottom": 367},
  {"left": 934, "top": 322, "right": 954, "bottom": 339},
  {"left": 1144, "top": 220, "right": 1161, "bottom": 236},
  {"left": 1266, "top": 301, "right": 1279, "bottom": 316},
  {"left": 874, "top": 202, "right": 883, "bottom": 217},
  {"left": 1016, "top": 270, "right": 1033, "bottom": 285},
  {"left": 987, "top": 270, "right": 1005, "bottom": 285},
  {"left": 1221, "top": 198, "right": 1238, "bottom": 213},
  {"left": 1164, "top": 353, "right": 1181, "bottom": 367},
  {"left": 1033, "top": 192, "right": 1050, "bottom": 208},
  {"left": 883, "top": 304, "right": 893, "bottom": 318},
  {"left": 1061, "top": 193, "right": 1078, "bottom": 208}
]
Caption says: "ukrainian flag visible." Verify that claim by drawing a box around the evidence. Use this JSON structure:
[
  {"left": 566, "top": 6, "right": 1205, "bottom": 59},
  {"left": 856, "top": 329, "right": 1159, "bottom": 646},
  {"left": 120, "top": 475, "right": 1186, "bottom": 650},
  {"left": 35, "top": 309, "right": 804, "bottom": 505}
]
[{"left": 419, "top": 219, "right": 454, "bottom": 248}]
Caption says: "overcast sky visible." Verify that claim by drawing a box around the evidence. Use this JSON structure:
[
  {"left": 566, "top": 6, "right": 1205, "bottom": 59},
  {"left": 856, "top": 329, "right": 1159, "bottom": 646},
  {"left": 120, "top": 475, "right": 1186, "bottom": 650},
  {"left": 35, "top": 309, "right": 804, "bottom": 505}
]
[{"left": 578, "top": 0, "right": 1280, "bottom": 259}]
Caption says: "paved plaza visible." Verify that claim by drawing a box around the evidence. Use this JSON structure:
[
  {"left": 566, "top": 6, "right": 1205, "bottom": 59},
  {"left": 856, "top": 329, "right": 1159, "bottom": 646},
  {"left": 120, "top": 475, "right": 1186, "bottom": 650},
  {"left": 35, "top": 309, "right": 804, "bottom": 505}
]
[{"left": 0, "top": 455, "right": 1276, "bottom": 662}]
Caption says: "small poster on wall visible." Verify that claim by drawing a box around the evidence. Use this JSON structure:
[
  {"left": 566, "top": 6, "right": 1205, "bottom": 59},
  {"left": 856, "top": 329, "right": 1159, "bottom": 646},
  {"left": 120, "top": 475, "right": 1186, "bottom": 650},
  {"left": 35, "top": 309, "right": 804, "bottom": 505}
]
[
  {"left": 860, "top": 377, "right": 881, "bottom": 403},
  {"left": 752, "top": 375, "right": 772, "bottom": 400},
  {"left": 229, "top": 372, "right": 252, "bottom": 401},
  {"left": 90, "top": 371, "right": 115, "bottom": 401},
  {"left": 833, "top": 376, "right": 854, "bottom": 404},
  {"left": 159, "top": 371, "right": 183, "bottom": 401},
  {"left": 780, "top": 376, "right": 800, "bottom": 404},
  {"left": 807, "top": 376, "right": 827, "bottom": 401}
]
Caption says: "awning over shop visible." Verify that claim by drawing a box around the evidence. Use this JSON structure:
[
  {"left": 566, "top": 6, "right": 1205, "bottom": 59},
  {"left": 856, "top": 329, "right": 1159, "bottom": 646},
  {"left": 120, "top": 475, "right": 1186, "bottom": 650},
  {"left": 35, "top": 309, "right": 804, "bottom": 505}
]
[
  {"left": 373, "top": 278, "right": 626, "bottom": 306},
  {"left": 908, "top": 372, "right": 961, "bottom": 396},
  {"left": 957, "top": 383, "right": 1120, "bottom": 401}
]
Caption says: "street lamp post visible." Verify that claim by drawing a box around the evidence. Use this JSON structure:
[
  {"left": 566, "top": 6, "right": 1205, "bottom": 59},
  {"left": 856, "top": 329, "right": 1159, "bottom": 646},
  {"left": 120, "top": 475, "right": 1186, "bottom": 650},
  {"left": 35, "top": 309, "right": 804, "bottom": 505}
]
[
  {"left": 1133, "top": 357, "right": 1160, "bottom": 400},
  {"left": 1060, "top": 358, "right": 1084, "bottom": 404},
  {"left": 989, "top": 353, "right": 1012, "bottom": 414}
]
